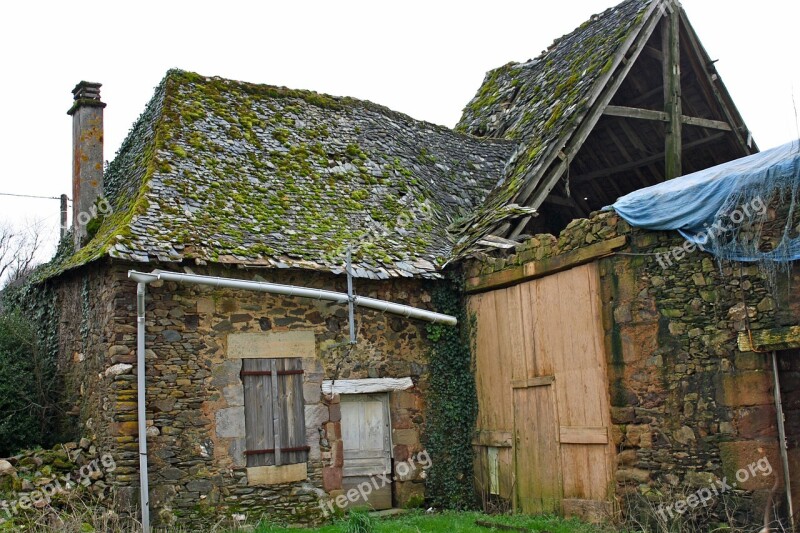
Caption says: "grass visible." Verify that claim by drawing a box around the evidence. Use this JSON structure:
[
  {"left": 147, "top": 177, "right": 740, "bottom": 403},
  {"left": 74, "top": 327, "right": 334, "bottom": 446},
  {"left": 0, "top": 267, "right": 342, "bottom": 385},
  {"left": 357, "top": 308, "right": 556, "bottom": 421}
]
[{"left": 243, "top": 510, "right": 617, "bottom": 533}]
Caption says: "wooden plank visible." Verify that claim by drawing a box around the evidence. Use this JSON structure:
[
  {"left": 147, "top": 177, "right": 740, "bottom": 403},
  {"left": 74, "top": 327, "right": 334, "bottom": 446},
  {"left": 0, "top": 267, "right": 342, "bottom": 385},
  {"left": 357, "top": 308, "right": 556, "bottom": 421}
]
[
  {"left": 511, "top": 375, "right": 555, "bottom": 389},
  {"left": 559, "top": 426, "right": 609, "bottom": 445},
  {"left": 472, "top": 430, "right": 513, "bottom": 448},
  {"left": 243, "top": 359, "right": 275, "bottom": 467},
  {"left": 603, "top": 105, "right": 668, "bottom": 122},
  {"left": 738, "top": 326, "right": 800, "bottom": 352},
  {"left": 663, "top": 6, "right": 682, "bottom": 178},
  {"left": 603, "top": 106, "right": 729, "bottom": 131},
  {"left": 271, "top": 359, "right": 282, "bottom": 466},
  {"left": 466, "top": 236, "right": 627, "bottom": 293},
  {"left": 323, "top": 377, "right": 413, "bottom": 395},
  {"left": 681, "top": 115, "right": 731, "bottom": 131},
  {"left": 513, "top": 384, "right": 561, "bottom": 513}
]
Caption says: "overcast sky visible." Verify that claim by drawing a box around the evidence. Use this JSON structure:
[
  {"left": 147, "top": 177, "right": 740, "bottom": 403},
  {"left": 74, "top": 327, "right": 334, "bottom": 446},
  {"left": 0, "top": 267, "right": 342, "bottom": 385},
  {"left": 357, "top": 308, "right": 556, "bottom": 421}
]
[{"left": 1, "top": 0, "right": 798, "bottom": 260}]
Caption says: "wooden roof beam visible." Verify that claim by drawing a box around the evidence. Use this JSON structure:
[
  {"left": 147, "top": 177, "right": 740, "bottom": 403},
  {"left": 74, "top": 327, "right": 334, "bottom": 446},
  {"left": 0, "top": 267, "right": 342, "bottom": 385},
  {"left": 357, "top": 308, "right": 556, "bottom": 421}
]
[
  {"left": 572, "top": 132, "right": 727, "bottom": 184},
  {"left": 603, "top": 105, "right": 731, "bottom": 131},
  {"left": 663, "top": 6, "right": 682, "bottom": 179}
]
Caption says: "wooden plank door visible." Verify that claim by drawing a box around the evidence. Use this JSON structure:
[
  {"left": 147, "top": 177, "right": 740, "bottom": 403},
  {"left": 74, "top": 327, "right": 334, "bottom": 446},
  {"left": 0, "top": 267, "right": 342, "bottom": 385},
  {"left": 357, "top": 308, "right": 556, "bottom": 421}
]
[
  {"left": 341, "top": 393, "right": 392, "bottom": 510},
  {"left": 513, "top": 378, "right": 561, "bottom": 513}
]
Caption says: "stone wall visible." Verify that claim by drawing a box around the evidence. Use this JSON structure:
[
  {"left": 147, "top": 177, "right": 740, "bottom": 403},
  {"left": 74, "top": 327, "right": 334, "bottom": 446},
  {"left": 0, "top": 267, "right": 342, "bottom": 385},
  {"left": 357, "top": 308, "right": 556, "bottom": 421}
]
[
  {"left": 466, "top": 210, "right": 797, "bottom": 526},
  {"left": 52, "top": 263, "right": 136, "bottom": 508},
  {"left": 56, "top": 263, "right": 435, "bottom": 528}
]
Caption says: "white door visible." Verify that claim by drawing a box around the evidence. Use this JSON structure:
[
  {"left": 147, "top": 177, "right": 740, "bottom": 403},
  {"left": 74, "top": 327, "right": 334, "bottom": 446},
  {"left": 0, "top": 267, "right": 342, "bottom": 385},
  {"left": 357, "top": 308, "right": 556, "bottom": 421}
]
[{"left": 341, "top": 393, "right": 392, "bottom": 509}]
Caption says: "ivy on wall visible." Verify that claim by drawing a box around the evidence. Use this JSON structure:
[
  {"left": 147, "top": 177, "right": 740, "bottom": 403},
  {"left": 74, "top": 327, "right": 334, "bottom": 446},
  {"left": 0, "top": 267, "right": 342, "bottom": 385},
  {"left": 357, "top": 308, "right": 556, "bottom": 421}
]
[
  {"left": 424, "top": 277, "right": 478, "bottom": 510},
  {"left": 0, "top": 275, "right": 63, "bottom": 455}
]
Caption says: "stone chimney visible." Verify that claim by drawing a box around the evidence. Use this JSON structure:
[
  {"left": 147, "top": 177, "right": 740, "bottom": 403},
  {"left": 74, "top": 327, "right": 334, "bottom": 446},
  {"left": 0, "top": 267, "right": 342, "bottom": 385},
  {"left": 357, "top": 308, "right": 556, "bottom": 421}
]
[{"left": 68, "top": 81, "right": 106, "bottom": 247}]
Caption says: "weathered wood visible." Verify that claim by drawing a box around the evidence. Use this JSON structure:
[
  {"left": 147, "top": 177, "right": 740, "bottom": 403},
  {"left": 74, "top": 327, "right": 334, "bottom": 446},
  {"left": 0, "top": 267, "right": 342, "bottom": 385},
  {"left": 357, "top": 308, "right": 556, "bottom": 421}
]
[
  {"left": 559, "top": 426, "right": 609, "bottom": 444},
  {"left": 663, "top": 7, "right": 682, "bottom": 178},
  {"left": 322, "top": 377, "right": 413, "bottom": 395},
  {"left": 466, "top": 236, "right": 627, "bottom": 293},
  {"left": 604, "top": 105, "right": 669, "bottom": 122},
  {"left": 738, "top": 326, "right": 800, "bottom": 352},
  {"left": 573, "top": 132, "right": 726, "bottom": 183},
  {"left": 514, "top": 384, "right": 561, "bottom": 513},
  {"left": 603, "top": 105, "right": 730, "bottom": 131},
  {"left": 681, "top": 115, "right": 731, "bottom": 131},
  {"left": 271, "top": 359, "right": 282, "bottom": 466},
  {"left": 472, "top": 430, "right": 514, "bottom": 448},
  {"left": 243, "top": 358, "right": 275, "bottom": 467},
  {"left": 511, "top": 375, "right": 555, "bottom": 389}
]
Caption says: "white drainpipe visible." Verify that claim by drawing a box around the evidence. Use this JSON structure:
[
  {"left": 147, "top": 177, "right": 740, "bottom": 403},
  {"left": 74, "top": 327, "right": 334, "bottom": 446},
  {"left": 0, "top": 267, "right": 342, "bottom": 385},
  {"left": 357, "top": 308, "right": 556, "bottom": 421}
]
[{"left": 127, "top": 268, "right": 457, "bottom": 531}]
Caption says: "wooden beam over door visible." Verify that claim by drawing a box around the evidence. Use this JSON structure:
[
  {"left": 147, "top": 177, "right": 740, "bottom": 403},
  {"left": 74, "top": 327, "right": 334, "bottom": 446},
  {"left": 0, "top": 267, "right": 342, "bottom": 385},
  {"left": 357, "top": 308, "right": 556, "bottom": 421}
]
[{"left": 663, "top": 7, "right": 682, "bottom": 178}]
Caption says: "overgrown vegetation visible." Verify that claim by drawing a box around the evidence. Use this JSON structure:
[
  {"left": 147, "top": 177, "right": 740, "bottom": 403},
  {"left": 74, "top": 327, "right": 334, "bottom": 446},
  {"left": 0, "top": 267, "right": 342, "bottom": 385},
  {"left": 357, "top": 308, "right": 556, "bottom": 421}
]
[{"left": 424, "top": 278, "right": 479, "bottom": 510}]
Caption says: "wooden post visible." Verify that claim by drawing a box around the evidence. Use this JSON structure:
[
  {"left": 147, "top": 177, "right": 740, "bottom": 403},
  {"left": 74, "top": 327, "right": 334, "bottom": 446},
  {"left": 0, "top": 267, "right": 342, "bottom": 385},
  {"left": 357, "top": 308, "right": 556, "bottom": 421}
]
[
  {"left": 663, "top": 7, "right": 682, "bottom": 179},
  {"left": 60, "top": 194, "right": 68, "bottom": 238}
]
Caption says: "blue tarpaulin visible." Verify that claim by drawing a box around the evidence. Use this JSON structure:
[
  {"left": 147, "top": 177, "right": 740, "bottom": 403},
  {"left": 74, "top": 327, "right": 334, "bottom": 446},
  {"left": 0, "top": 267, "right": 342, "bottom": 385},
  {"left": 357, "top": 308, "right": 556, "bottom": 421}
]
[{"left": 608, "top": 140, "right": 800, "bottom": 263}]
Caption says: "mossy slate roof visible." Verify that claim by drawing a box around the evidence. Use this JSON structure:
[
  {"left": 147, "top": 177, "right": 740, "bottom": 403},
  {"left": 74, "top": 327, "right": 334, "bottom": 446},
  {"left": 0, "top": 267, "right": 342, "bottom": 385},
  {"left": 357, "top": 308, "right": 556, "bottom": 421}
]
[
  {"left": 68, "top": 70, "right": 513, "bottom": 279},
  {"left": 455, "top": 0, "right": 651, "bottom": 238},
  {"left": 57, "top": 0, "right": 653, "bottom": 280}
]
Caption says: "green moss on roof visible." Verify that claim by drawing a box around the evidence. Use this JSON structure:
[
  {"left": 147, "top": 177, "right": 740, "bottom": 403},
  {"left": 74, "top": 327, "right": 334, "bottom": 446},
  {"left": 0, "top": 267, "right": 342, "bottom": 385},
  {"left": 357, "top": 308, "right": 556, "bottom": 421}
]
[
  {"left": 45, "top": 68, "right": 512, "bottom": 280},
  {"left": 452, "top": 0, "right": 652, "bottom": 252}
]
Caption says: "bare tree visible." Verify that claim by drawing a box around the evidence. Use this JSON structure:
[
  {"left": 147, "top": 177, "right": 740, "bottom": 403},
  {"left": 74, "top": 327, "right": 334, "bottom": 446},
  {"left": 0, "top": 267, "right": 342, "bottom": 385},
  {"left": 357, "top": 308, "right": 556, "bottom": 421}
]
[{"left": 0, "top": 220, "right": 43, "bottom": 288}]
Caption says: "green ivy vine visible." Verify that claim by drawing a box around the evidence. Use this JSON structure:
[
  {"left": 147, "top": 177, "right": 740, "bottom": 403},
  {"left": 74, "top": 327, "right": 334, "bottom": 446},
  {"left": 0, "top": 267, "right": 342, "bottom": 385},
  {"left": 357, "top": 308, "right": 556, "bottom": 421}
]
[{"left": 424, "top": 276, "right": 478, "bottom": 510}]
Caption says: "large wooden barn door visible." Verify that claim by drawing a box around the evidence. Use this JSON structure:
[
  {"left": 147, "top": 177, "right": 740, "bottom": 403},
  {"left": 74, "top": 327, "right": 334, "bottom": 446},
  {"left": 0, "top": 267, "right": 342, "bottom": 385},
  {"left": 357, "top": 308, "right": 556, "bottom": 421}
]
[
  {"left": 543, "top": 264, "right": 614, "bottom": 519},
  {"left": 471, "top": 261, "right": 614, "bottom": 520}
]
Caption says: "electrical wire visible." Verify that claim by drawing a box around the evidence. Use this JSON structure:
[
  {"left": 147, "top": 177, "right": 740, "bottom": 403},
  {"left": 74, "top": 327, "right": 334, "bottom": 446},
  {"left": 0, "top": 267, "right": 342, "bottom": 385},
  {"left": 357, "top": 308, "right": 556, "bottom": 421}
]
[{"left": 0, "top": 192, "right": 68, "bottom": 201}]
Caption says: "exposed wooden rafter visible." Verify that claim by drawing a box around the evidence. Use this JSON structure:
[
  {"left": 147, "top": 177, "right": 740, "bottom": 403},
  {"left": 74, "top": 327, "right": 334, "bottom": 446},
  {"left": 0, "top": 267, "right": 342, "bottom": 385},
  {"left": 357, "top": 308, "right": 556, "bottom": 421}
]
[
  {"left": 603, "top": 105, "right": 732, "bottom": 131},
  {"left": 572, "top": 132, "right": 726, "bottom": 183},
  {"left": 663, "top": 6, "right": 682, "bottom": 178}
]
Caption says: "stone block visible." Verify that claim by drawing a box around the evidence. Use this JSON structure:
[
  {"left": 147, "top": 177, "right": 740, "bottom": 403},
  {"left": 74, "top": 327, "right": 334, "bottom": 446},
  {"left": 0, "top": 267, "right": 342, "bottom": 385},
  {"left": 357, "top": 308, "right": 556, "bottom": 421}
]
[
  {"left": 715, "top": 371, "right": 773, "bottom": 407},
  {"left": 615, "top": 468, "right": 650, "bottom": 483},
  {"left": 247, "top": 463, "right": 307, "bottom": 486},
  {"left": 393, "top": 429, "right": 419, "bottom": 447},
  {"left": 304, "top": 382, "right": 321, "bottom": 404},
  {"left": 735, "top": 405, "right": 777, "bottom": 439},
  {"left": 223, "top": 383, "right": 244, "bottom": 407},
  {"left": 719, "top": 441, "right": 780, "bottom": 491},
  {"left": 215, "top": 407, "right": 245, "bottom": 438},
  {"left": 322, "top": 466, "right": 342, "bottom": 491},
  {"left": 305, "top": 404, "right": 329, "bottom": 431},
  {"left": 196, "top": 298, "right": 215, "bottom": 315}
]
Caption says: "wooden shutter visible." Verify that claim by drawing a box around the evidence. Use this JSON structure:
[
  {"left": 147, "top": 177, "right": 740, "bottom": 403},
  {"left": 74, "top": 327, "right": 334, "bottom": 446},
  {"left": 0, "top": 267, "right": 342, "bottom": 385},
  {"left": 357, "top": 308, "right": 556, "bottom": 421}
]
[{"left": 242, "top": 358, "right": 308, "bottom": 467}]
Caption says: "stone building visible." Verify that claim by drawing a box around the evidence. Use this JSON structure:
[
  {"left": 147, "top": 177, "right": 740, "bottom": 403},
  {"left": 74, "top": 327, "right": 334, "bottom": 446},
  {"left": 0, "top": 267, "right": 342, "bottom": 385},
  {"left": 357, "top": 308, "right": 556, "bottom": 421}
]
[{"left": 32, "top": 0, "right": 797, "bottom": 529}]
